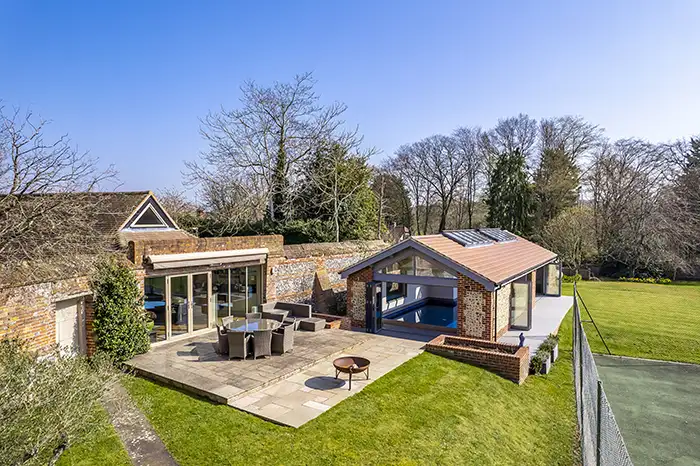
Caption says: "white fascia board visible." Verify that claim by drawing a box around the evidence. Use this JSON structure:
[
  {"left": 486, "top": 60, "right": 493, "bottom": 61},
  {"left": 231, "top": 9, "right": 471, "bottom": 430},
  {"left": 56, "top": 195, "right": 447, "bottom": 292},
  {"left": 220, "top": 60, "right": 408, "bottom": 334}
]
[{"left": 147, "top": 248, "right": 269, "bottom": 266}]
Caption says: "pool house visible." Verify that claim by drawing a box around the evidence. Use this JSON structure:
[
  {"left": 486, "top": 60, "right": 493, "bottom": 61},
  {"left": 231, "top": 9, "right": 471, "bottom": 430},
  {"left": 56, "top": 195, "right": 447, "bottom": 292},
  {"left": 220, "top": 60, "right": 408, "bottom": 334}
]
[{"left": 340, "top": 229, "right": 570, "bottom": 347}]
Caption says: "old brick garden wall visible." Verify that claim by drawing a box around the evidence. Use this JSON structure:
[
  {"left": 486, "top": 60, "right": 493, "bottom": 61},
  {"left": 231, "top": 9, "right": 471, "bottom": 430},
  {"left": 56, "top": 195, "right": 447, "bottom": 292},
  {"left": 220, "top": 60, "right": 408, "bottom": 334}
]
[
  {"left": 2, "top": 236, "right": 385, "bottom": 355},
  {"left": 0, "top": 276, "right": 91, "bottom": 354}
]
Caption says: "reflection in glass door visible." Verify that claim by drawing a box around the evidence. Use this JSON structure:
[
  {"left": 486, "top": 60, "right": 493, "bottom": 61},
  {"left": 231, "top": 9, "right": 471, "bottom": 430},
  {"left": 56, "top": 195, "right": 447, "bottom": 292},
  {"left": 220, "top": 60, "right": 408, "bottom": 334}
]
[
  {"left": 144, "top": 277, "right": 167, "bottom": 342},
  {"left": 510, "top": 280, "right": 531, "bottom": 329},
  {"left": 247, "top": 266, "right": 259, "bottom": 312},
  {"left": 213, "top": 269, "right": 230, "bottom": 319},
  {"left": 230, "top": 267, "right": 247, "bottom": 317},
  {"left": 192, "top": 273, "right": 210, "bottom": 331},
  {"left": 170, "top": 276, "right": 189, "bottom": 337}
]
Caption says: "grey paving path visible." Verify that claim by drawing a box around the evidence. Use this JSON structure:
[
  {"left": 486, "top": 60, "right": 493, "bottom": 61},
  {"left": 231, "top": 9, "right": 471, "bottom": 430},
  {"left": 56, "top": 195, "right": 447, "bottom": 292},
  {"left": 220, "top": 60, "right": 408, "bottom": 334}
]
[
  {"left": 230, "top": 332, "right": 425, "bottom": 427},
  {"left": 500, "top": 295, "right": 572, "bottom": 355},
  {"left": 103, "top": 383, "right": 178, "bottom": 466}
]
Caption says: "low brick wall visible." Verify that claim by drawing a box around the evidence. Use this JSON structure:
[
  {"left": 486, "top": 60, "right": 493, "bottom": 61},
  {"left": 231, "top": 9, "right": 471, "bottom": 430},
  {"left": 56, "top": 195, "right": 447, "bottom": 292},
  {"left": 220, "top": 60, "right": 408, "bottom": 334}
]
[
  {"left": 312, "top": 312, "right": 352, "bottom": 330},
  {"left": 425, "top": 335, "right": 530, "bottom": 384}
]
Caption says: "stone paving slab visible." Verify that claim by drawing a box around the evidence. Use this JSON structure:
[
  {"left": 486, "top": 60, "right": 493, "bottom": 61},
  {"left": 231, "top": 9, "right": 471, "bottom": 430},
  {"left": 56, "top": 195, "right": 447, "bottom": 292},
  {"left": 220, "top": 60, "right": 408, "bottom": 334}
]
[
  {"left": 103, "top": 382, "right": 178, "bottom": 466},
  {"left": 124, "top": 328, "right": 372, "bottom": 404},
  {"left": 229, "top": 332, "right": 425, "bottom": 428}
]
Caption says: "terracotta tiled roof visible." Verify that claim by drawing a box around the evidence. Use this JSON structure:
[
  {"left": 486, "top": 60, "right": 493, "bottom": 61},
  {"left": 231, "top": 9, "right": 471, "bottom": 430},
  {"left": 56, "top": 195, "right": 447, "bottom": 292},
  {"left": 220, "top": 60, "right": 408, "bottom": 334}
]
[{"left": 413, "top": 233, "right": 557, "bottom": 285}]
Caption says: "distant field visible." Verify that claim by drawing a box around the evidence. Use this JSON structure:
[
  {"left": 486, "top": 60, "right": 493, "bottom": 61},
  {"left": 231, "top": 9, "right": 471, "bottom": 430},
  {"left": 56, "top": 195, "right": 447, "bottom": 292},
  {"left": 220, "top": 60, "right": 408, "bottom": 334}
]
[{"left": 563, "top": 281, "right": 700, "bottom": 364}]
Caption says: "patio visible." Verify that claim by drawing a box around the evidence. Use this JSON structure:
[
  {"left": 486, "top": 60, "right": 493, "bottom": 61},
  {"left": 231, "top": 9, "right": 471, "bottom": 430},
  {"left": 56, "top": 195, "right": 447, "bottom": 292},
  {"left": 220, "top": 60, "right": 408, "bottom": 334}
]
[
  {"left": 125, "top": 327, "right": 425, "bottom": 427},
  {"left": 124, "top": 328, "right": 373, "bottom": 404},
  {"left": 499, "top": 294, "right": 573, "bottom": 355}
]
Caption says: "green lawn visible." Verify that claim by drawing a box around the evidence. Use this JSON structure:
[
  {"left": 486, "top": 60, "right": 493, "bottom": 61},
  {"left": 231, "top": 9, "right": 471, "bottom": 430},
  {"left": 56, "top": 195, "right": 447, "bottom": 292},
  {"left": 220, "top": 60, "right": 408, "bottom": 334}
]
[
  {"left": 122, "top": 324, "right": 576, "bottom": 466},
  {"left": 564, "top": 281, "right": 700, "bottom": 364},
  {"left": 57, "top": 407, "right": 131, "bottom": 466}
]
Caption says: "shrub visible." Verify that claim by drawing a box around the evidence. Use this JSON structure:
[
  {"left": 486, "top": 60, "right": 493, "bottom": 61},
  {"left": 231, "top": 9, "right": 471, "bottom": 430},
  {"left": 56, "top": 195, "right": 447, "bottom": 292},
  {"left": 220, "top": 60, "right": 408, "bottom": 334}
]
[
  {"left": 563, "top": 273, "right": 582, "bottom": 283},
  {"left": 90, "top": 256, "right": 151, "bottom": 362},
  {"left": 618, "top": 276, "right": 672, "bottom": 285},
  {"left": 0, "top": 339, "right": 118, "bottom": 465},
  {"left": 530, "top": 349, "right": 549, "bottom": 374}
]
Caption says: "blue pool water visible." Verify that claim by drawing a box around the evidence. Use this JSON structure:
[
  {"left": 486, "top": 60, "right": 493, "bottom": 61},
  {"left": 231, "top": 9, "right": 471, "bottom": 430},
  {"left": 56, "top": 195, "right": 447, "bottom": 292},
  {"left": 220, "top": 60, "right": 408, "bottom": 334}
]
[{"left": 385, "top": 300, "right": 457, "bottom": 328}]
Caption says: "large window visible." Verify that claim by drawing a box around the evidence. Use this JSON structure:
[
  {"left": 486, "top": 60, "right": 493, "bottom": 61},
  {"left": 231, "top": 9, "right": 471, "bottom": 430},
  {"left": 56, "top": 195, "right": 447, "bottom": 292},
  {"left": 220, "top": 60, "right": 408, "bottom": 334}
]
[
  {"left": 170, "top": 276, "right": 189, "bottom": 337},
  {"left": 213, "top": 269, "right": 230, "bottom": 319},
  {"left": 509, "top": 275, "right": 531, "bottom": 330},
  {"left": 143, "top": 264, "right": 263, "bottom": 341},
  {"left": 381, "top": 254, "right": 455, "bottom": 278},
  {"left": 213, "top": 265, "right": 262, "bottom": 318},
  {"left": 144, "top": 277, "right": 167, "bottom": 342}
]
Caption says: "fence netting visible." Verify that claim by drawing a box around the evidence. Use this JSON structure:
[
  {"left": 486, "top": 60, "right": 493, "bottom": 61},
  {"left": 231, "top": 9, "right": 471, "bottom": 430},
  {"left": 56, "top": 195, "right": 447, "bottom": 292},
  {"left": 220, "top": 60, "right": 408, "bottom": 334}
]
[{"left": 573, "top": 283, "right": 634, "bottom": 466}]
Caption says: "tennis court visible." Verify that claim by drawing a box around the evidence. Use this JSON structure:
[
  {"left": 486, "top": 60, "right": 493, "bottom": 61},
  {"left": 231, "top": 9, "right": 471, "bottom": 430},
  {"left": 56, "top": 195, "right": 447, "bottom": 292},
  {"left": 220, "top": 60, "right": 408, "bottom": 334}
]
[{"left": 594, "top": 354, "right": 700, "bottom": 466}]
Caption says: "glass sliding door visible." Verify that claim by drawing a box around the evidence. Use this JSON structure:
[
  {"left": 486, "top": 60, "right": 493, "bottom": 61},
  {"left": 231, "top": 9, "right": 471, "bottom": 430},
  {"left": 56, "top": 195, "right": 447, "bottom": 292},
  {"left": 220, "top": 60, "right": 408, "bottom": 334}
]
[
  {"left": 212, "top": 269, "right": 230, "bottom": 319},
  {"left": 510, "top": 278, "right": 531, "bottom": 330},
  {"left": 544, "top": 263, "right": 561, "bottom": 296},
  {"left": 230, "top": 267, "right": 247, "bottom": 317},
  {"left": 169, "top": 275, "right": 189, "bottom": 337},
  {"left": 144, "top": 277, "right": 167, "bottom": 342},
  {"left": 247, "top": 266, "right": 260, "bottom": 312},
  {"left": 192, "top": 273, "right": 210, "bottom": 332}
]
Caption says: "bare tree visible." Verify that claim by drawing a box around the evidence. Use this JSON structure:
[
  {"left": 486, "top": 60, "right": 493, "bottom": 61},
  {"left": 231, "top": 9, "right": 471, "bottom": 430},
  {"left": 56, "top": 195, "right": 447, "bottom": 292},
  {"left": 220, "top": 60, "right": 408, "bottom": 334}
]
[
  {"left": 541, "top": 206, "right": 597, "bottom": 272},
  {"left": 187, "top": 73, "right": 358, "bottom": 224},
  {"left": 539, "top": 116, "right": 603, "bottom": 164},
  {"left": 0, "top": 106, "right": 115, "bottom": 281},
  {"left": 452, "top": 126, "right": 485, "bottom": 228},
  {"left": 391, "top": 144, "right": 432, "bottom": 235},
  {"left": 415, "top": 135, "right": 469, "bottom": 231},
  {"left": 479, "top": 113, "right": 539, "bottom": 169},
  {"left": 588, "top": 139, "right": 668, "bottom": 275}
]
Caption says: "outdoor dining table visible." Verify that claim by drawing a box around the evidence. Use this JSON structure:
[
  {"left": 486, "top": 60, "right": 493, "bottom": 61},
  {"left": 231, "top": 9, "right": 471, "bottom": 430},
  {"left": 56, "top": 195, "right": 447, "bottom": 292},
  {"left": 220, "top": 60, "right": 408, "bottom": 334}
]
[{"left": 225, "top": 318, "right": 281, "bottom": 333}]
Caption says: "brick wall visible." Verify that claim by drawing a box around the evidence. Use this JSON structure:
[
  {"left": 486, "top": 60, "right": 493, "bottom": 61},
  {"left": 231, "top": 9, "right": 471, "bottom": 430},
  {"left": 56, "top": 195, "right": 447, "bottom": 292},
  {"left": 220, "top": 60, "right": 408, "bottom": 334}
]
[
  {"left": 426, "top": 334, "right": 530, "bottom": 384},
  {"left": 0, "top": 276, "right": 91, "bottom": 354},
  {"left": 457, "top": 274, "right": 494, "bottom": 341},
  {"left": 128, "top": 235, "right": 285, "bottom": 266},
  {"left": 346, "top": 267, "right": 373, "bottom": 327}
]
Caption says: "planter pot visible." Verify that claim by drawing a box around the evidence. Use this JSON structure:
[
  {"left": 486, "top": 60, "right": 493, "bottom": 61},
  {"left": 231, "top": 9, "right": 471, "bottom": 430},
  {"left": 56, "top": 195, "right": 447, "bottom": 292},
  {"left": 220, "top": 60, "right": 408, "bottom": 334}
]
[
  {"left": 540, "top": 357, "right": 552, "bottom": 375},
  {"left": 551, "top": 343, "right": 559, "bottom": 363}
]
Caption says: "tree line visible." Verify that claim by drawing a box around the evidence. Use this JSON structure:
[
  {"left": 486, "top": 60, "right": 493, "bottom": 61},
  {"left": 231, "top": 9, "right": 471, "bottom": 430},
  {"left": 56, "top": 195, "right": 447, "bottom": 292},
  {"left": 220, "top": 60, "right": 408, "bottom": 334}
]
[
  {"left": 164, "top": 73, "right": 700, "bottom": 278},
  {"left": 2, "top": 74, "right": 698, "bottom": 279}
]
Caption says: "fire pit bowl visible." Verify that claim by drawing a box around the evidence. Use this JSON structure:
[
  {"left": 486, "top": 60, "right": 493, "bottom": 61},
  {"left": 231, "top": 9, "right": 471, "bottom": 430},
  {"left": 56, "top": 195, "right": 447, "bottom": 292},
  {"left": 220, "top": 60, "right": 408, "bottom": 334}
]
[{"left": 333, "top": 356, "right": 371, "bottom": 390}]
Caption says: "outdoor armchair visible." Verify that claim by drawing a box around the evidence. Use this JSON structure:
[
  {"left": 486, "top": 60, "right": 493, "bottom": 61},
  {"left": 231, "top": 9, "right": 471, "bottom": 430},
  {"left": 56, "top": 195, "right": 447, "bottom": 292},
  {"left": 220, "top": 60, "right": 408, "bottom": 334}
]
[
  {"left": 271, "top": 325, "right": 294, "bottom": 354},
  {"left": 227, "top": 331, "right": 251, "bottom": 360},
  {"left": 215, "top": 324, "right": 228, "bottom": 355},
  {"left": 252, "top": 329, "right": 273, "bottom": 358}
]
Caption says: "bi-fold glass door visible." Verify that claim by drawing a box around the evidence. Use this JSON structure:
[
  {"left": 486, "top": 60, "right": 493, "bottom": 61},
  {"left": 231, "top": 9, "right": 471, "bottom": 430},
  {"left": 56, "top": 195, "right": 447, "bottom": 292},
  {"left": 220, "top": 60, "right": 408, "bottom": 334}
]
[{"left": 165, "top": 272, "right": 213, "bottom": 340}]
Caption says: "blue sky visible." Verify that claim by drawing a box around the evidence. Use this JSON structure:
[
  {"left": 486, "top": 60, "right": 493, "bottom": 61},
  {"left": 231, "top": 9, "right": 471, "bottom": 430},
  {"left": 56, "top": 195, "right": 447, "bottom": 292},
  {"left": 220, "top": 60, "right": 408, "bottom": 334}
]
[{"left": 2, "top": 0, "right": 699, "bottom": 193}]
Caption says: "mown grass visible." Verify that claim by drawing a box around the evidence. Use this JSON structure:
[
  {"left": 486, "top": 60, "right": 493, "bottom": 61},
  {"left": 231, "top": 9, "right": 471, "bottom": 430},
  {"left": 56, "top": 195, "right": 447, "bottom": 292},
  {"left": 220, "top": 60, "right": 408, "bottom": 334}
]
[
  {"left": 57, "top": 406, "right": 130, "bottom": 466},
  {"left": 564, "top": 280, "right": 700, "bottom": 364},
  {"left": 122, "top": 322, "right": 576, "bottom": 466}
]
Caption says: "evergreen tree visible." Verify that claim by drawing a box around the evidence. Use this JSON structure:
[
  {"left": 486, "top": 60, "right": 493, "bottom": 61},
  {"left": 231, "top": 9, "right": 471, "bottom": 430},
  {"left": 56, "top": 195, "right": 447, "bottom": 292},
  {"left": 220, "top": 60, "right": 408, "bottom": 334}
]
[
  {"left": 300, "top": 142, "right": 377, "bottom": 242},
  {"left": 485, "top": 149, "right": 534, "bottom": 235},
  {"left": 533, "top": 147, "right": 580, "bottom": 231}
]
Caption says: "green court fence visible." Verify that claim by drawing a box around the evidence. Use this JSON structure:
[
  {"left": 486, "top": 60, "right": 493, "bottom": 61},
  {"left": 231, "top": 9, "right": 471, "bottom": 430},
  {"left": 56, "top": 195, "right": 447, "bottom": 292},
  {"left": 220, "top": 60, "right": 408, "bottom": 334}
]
[{"left": 573, "top": 282, "right": 634, "bottom": 466}]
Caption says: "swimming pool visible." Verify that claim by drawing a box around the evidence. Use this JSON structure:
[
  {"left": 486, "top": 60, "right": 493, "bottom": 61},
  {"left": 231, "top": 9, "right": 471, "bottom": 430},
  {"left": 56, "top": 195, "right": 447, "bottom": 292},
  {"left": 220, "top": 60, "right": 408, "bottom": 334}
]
[{"left": 384, "top": 299, "right": 458, "bottom": 328}]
